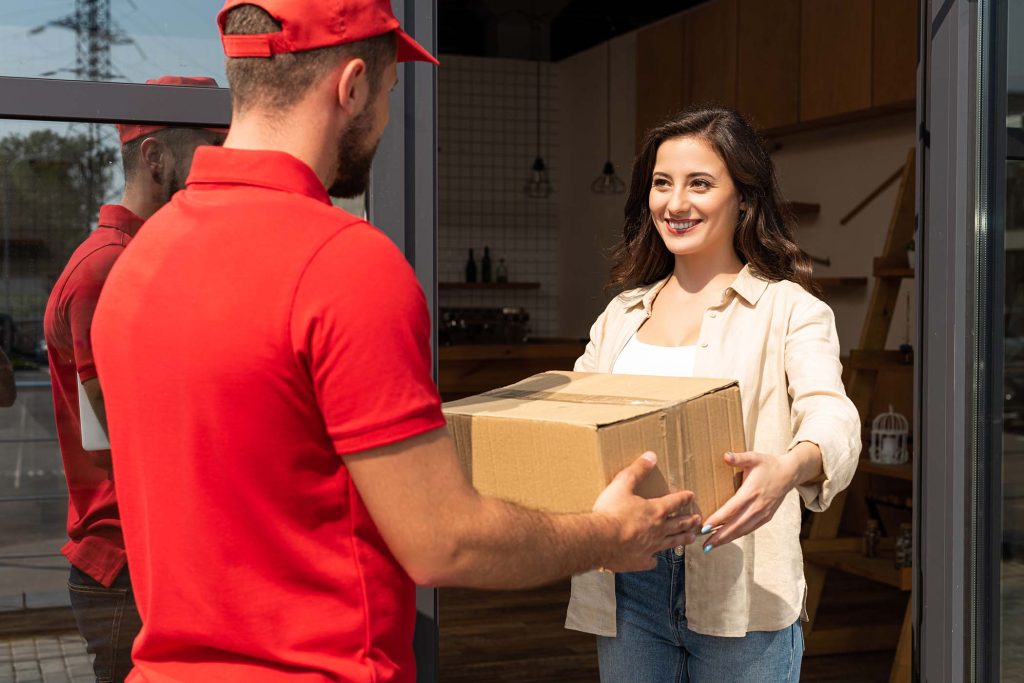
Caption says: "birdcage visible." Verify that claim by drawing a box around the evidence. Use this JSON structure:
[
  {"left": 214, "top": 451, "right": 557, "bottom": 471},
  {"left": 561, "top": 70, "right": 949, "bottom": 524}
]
[{"left": 868, "top": 405, "right": 909, "bottom": 465}]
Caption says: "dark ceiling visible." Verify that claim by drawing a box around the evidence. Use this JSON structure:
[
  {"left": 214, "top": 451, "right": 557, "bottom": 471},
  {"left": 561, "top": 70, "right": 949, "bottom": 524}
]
[{"left": 438, "top": 0, "right": 708, "bottom": 61}]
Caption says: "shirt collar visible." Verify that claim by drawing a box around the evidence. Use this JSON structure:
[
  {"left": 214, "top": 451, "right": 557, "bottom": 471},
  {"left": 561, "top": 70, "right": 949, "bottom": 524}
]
[
  {"left": 629, "top": 264, "right": 771, "bottom": 314},
  {"left": 97, "top": 204, "right": 145, "bottom": 237},
  {"left": 726, "top": 265, "right": 771, "bottom": 306},
  {"left": 185, "top": 146, "right": 331, "bottom": 205}
]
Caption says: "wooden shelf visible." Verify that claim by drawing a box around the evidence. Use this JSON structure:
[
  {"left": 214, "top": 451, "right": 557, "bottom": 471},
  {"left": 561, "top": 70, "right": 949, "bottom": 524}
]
[
  {"left": 813, "top": 276, "right": 869, "bottom": 291},
  {"left": 803, "top": 537, "right": 912, "bottom": 590},
  {"left": 849, "top": 349, "right": 913, "bottom": 371},
  {"left": 873, "top": 256, "right": 914, "bottom": 278},
  {"left": 859, "top": 458, "right": 913, "bottom": 481},
  {"left": 439, "top": 282, "right": 540, "bottom": 291},
  {"left": 788, "top": 201, "right": 821, "bottom": 218},
  {"left": 761, "top": 99, "right": 915, "bottom": 139}
]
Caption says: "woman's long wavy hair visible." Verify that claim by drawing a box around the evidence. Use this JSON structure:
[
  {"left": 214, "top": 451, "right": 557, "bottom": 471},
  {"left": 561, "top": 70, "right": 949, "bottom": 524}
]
[{"left": 607, "top": 105, "right": 818, "bottom": 296}]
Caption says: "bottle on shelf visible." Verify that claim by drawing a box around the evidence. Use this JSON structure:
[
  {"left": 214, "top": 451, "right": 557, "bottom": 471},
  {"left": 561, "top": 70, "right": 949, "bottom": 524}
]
[
  {"left": 894, "top": 522, "right": 913, "bottom": 568},
  {"left": 496, "top": 258, "right": 508, "bottom": 283},
  {"left": 465, "top": 248, "right": 477, "bottom": 283},
  {"left": 481, "top": 246, "right": 492, "bottom": 283},
  {"left": 862, "top": 518, "right": 881, "bottom": 559}
]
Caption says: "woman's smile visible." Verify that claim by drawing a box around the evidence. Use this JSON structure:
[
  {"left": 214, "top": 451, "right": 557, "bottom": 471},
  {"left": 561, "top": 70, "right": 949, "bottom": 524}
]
[{"left": 665, "top": 217, "right": 703, "bottom": 235}]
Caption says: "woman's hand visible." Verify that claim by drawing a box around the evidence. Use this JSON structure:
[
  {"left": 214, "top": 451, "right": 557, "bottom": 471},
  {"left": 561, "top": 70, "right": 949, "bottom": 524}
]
[{"left": 698, "top": 443, "right": 823, "bottom": 552}]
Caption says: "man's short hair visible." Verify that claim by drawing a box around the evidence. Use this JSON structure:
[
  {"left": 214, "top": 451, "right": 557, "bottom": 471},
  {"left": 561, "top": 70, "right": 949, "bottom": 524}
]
[
  {"left": 120, "top": 127, "right": 222, "bottom": 180},
  {"left": 222, "top": 4, "right": 397, "bottom": 113}
]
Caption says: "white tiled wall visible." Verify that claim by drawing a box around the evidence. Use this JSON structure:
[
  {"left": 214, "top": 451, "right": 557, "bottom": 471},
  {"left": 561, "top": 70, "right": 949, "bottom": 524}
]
[{"left": 438, "top": 56, "right": 560, "bottom": 338}]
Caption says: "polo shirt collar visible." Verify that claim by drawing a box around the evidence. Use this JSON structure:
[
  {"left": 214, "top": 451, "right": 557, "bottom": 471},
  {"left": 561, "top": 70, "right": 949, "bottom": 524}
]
[
  {"left": 629, "top": 264, "right": 770, "bottom": 314},
  {"left": 186, "top": 146, "right": 331, "bottom": 205},
  {"left": 97, "top": 204, "right": 145, "bottom": 238}
]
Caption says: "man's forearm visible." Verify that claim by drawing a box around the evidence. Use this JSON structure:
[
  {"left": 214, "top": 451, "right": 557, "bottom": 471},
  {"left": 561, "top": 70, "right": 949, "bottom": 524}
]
[{"left": 430, "top": 496, "right": 617, "bottom": 590}]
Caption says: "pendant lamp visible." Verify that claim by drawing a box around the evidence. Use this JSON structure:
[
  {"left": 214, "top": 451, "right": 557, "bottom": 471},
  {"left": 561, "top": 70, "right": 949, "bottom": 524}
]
[
  {"left": 524, "top": 59, "right": 553, "bottom": 199},
  {"left": 592, "top": 39, "right": 625, "bottom": 194}
]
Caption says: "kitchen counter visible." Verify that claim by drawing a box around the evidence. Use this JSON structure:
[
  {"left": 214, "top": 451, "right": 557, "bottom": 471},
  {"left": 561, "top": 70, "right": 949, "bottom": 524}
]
[{"left": 438, "top": 339, "right": 586, "bottom": 401}]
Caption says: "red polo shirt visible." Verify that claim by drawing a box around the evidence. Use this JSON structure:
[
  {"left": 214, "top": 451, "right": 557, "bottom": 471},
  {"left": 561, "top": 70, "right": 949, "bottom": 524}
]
[
  {"left": 44, "top": 204, "right": 144, "bottom": 587},
  {"left": 92, "top": 147, "right": 445, "bottom": 683}
]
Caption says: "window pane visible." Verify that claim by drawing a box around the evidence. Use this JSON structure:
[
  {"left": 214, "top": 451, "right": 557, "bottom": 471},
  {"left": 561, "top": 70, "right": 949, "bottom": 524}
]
[
  {"left": 0, "top": 2, "right": 225, "bottom": 85},
  {"left": 1005, "top": 2, "right": 1024, "bottom": 678},
  {"left": 0, "top": 116, "right": 222, "bottom": 679}
]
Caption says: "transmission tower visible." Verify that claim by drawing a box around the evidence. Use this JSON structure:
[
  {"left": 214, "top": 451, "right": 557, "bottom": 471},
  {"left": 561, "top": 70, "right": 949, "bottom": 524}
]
[
  {"left": 32, "top": 0, "right": 135, "bottom": 226},
  {"left": 36, "top": 0, "right": 133, "bottom": 81}
]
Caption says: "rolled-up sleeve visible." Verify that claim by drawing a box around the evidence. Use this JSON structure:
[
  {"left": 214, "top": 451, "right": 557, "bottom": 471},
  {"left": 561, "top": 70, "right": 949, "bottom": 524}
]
[{"left": 785, "top": 296, "right": 861, "bottom": 512}]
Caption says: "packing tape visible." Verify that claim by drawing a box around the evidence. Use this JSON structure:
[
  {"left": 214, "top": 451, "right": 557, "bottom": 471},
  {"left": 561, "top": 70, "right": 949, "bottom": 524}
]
[{"left": 479, "top": 388, "right": 676, "bottom": 407}]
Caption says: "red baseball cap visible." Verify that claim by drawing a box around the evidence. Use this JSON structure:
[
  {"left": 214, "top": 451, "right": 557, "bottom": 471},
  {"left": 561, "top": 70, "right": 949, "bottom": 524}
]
[
  {"left": 116, "top": 76, "right": 229, "bottom": 145},
  {"left": 216, "top": 0, "right": 438, "bottom": 65}
]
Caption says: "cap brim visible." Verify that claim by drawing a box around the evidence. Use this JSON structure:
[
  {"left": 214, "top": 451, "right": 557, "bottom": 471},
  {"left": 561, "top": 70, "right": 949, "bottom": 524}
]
[{"left": 396, "top": 29, "right": 439, "bottom": 65}]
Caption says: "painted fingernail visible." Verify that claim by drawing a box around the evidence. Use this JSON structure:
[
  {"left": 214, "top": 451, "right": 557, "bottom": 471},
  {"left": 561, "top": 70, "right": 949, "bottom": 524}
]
[
  {"left": 703, "top": 543, "right": 713, "bottom": 554},
  {"left": 700, "top": 524, "right": 713, "bottom": 534}
]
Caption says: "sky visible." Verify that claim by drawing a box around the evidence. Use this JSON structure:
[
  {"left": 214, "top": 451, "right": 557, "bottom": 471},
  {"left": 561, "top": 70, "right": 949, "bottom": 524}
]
[{"left": 0, "top": 0, "right": 227, "bottom": 85}]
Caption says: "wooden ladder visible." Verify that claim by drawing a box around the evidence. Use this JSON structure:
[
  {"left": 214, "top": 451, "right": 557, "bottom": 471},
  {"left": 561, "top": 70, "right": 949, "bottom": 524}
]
[{"left": 802, "top": 147, "right": 916, "bottom": 683}]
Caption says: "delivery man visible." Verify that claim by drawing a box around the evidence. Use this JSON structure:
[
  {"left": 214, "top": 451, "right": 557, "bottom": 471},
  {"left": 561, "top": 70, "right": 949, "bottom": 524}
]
[
  {"left": 43, "top": 76, "right": 225, "bottom": 683},
  {"left": 91, "top": 2, "right": 702, "bottom": 681}
]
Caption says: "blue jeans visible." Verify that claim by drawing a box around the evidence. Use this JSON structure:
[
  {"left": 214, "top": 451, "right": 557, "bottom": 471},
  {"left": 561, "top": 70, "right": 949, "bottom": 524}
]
[
  {"left": 596, "top": 550, "right": 804, "bottom": 683},
  {"left": 68, "top": 565, "right": 142, "bottom": 683}
]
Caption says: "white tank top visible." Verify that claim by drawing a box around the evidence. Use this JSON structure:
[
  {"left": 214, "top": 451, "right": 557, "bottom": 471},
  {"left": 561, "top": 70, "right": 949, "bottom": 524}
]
[{"left": 611, "top": 333, "right": 697, "bottom": 378}]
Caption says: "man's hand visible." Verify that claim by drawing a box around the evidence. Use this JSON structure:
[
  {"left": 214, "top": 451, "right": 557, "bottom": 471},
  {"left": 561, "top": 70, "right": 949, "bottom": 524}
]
[{"left": 591, "top": 452, "right": 701, "bottom": 572}]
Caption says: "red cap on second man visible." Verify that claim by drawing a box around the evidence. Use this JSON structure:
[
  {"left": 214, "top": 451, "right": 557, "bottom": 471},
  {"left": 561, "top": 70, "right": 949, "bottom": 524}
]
[
  {"left": 216, "top": 0, "right": 438, "bottom": 65},
  {"left": 116, "top": 76, "right": 228, "bottom": 145}
]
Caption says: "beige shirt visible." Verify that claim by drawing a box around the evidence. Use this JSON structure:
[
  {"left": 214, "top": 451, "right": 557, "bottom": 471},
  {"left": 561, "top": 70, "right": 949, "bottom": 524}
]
[{"left": 565, "top": 266, "right": 861, "bottom": 638}]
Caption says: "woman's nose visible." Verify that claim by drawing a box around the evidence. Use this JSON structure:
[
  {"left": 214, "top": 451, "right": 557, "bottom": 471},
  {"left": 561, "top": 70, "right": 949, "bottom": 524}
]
[{"left": 666, "top": 188, "right": 690, "bottom": 215}]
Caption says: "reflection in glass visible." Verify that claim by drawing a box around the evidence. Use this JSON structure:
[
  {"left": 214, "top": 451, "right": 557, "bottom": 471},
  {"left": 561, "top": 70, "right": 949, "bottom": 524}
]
[
  {"left": 0, "top": 1, "right": 225, "bottom": 85},
  {"left": 0, "top": 120, "right": 118, "bottom": 628}
]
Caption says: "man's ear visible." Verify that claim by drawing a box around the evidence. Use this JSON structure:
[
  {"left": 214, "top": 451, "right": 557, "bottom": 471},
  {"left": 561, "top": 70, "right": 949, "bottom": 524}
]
[
  {"left": 139, "top": 137, "right": 168, "bottom": 183},
  {"left": 337, "top": 58, "right": 369, "bottom": 117}
]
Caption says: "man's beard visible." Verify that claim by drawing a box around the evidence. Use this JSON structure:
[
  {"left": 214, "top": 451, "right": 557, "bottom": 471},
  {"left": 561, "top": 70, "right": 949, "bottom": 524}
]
[
  {"left": 160, "top": 162, "right": 188, "bottom": 205},
  {"left": 328, "top": 105, "right": 380, "bottom": 199}
]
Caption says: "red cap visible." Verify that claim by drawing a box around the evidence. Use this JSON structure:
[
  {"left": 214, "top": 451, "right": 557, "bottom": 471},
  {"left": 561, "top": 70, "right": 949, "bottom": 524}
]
[
  {"left": 216, "top": 0, "right": 438, "bottom": 65},
  {"left": 116, "top": 76, "right": 229, "bottom": 145}
]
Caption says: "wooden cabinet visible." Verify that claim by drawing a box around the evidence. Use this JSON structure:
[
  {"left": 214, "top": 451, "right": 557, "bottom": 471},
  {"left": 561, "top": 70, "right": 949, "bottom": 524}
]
[
  {"left": 438, "top": 342, "right": 585, "bottom": 402},
  {"left": 737, "top": 0, "right": 801, "bottom": 130},
  {"left": 688, "top": 0, "right": 739, "bottom": 108},
  {"left": 872, "top": 0, "right": 917, "bottom": 106},
  {"left": 635, "top": 15, "right": 687, "bottom": 146},
  {"left": 634, "top": 0, "right": 915, "bottom": 141},
  {"left": 800, "top": 0, "right": 873, "bottom": 122}
]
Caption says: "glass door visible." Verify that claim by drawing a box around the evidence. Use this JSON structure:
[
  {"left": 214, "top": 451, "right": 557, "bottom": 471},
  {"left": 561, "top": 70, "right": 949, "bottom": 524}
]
[{"left": 997, "top": 0, "right": 1024, "bottom": 678}]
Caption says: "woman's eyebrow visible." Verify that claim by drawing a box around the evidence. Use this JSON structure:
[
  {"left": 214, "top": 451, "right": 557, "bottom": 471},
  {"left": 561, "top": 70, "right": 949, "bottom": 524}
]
[{"left": 651, "top": 170, "right": 716, "bottom": 179}]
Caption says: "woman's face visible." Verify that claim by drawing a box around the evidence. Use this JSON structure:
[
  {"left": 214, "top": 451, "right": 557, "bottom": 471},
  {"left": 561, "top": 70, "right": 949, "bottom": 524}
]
[{"left": 648, "top": 135, "right": 743, "bottom": 260}]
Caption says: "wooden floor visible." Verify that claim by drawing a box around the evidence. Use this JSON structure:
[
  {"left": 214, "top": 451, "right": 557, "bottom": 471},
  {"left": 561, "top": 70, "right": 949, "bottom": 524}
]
[{"left": 439, "top": 572, "right": 901, "bottom": 682}]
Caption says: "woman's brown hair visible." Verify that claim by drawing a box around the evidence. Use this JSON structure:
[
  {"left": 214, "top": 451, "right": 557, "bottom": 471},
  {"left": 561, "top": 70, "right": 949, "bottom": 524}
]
[{"left": 608, "top": 105, "right": 818, "bottom": 296}]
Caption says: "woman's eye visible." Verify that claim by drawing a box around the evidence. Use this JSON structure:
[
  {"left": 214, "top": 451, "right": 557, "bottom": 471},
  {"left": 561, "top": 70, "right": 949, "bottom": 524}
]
[
  {"left": 653, "top": 178, "right": 670, "bottom": 188},
  {"left": 692, "top": 179, "right": 711, "bottom": 190}
]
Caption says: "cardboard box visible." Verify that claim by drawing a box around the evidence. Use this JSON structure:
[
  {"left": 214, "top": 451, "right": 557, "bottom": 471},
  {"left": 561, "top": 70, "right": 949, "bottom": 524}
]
[{"left": 443, "top": 371, "right": 745, "bottom": 516}]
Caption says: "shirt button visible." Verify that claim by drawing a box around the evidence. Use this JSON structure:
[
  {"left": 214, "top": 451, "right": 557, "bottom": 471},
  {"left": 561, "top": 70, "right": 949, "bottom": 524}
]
[
  {"left": 673, "top": 545, "right": 685, "bottom": 557},
  {"left": 708, "top": 312, "right": 717, "bottom": 318},
  {"left": 700, "top": 342, "right": 708, "bottom": 349}
]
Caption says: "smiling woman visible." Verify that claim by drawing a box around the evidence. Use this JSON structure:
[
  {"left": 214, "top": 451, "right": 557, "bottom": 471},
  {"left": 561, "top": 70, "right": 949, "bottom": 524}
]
[{"left": 566, "top": 105, "right": 861, "bottom": 683}]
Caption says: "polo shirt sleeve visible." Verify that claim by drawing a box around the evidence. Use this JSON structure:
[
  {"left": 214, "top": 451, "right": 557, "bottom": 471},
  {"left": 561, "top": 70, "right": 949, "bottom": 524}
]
[
  {"left": 291, "top": 222, "right": 446, "bottom": 456},
  {"left": 65, "top": 245, "right": 123, "bottom": 383}
]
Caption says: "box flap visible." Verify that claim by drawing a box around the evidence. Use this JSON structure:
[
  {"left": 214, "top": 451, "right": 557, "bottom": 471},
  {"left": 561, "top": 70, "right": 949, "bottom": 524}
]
[{"left": 442, "top": 371, "right": 738, "bottom": 428}]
